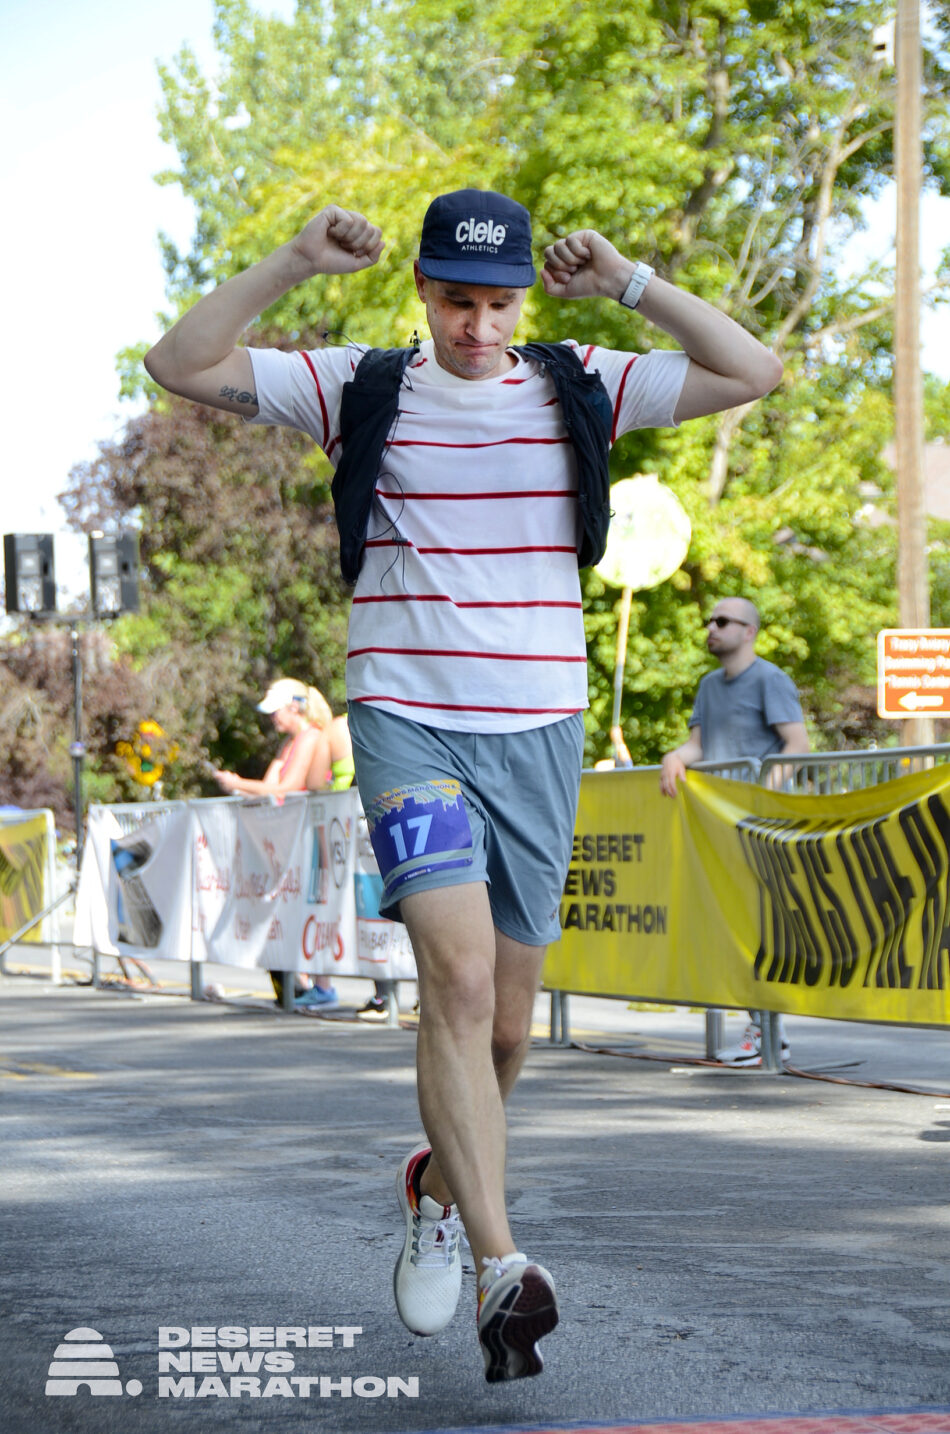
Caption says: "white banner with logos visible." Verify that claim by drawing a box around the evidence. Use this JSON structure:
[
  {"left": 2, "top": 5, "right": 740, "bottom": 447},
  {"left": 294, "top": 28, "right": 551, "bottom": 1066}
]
[{"left": 74, "top": 793, "right": 417, "bottom": 981}]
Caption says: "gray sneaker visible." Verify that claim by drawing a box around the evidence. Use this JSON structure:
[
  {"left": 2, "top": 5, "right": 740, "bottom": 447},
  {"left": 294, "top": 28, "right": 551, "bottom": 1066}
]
[{"left": 477, "top": 1254, "right": 558, "bottom": 1382}]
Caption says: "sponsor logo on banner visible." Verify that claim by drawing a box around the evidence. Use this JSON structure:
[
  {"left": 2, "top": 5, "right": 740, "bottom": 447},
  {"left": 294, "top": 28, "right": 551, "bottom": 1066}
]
[
  {"left": 560, "top": 830, "right": 655, "bottom": 934},
  {"left": 330, "top": 817, "right": 348, "bottom": 888}
]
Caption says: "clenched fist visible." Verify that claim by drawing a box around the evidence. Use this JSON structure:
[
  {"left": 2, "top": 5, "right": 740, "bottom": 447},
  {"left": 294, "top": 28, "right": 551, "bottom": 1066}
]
[
  {"left": 541, "top": 229, "right": 633, "bottom": 302},
  {"left": 290, "top": 205, "right": 385, "bottom": 276}
]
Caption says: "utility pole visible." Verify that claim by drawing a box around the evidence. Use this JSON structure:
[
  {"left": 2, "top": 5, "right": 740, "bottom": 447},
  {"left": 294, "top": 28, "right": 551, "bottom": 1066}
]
[
  {"left": 894, "top": 0, "right": 933, "bottom": 745},
  {"left": 69, "top": 628, "right": 86, "bottom": 867}
]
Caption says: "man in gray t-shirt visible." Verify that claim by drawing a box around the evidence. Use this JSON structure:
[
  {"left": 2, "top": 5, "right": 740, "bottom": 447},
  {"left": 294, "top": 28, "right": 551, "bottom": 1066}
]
[
  {"left": 659, "top": 596, "right": 809, "bottom": 1065},
  {"left": 687, "top": 652, "right": 804, "bottom": 765},
  {"left": 659, "top": 597, "right": 809, "bottom": 791}
]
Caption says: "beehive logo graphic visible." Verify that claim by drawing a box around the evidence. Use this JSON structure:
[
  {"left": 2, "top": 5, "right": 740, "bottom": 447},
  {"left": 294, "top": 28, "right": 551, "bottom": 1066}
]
[{"left": 45, "top": 1327, "right": 142, "bottom": 1396}]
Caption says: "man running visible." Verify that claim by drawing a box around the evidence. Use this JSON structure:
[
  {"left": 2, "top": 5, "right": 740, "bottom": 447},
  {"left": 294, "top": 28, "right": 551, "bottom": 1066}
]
[{"left": 145, "top": 188, "right": 782, "bottom": 1381}]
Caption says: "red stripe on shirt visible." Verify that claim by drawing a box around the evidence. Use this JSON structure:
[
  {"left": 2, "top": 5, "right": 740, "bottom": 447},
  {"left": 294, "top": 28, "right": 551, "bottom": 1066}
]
[
  {"left": 363, "top": 542, "right": 577, "bottom": 556},
  {"left": 374, "top": 488, "right": 577, "bottom": 501},
  {"left": 611, "top": 355, "right": 638, "bottom": 443},
  {"left": 348, "top": 646, "right": 586, "bottom": 663},
  {"left": 352, "top": 695, "right": 584, "bottom": 715},
  {"left": 351, "top": 595, "right": 582, "bottom": 609},
  {"left": 300, "top": 351, "right": 330, "bottom": 444},
  {"left": 388, "top": 436, "right": 569, "bottom": 450}
]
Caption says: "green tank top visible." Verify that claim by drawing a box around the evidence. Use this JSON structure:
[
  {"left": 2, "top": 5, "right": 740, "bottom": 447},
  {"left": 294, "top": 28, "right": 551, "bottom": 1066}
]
[{"left": 329, "top": 756, "right": 356, "bottom": 791}]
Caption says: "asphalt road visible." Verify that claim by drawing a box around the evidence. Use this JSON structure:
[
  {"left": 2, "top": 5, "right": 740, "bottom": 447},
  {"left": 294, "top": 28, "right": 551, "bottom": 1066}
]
[{"left": 1, "top": 955, "right": 949, "bottom": 1434}]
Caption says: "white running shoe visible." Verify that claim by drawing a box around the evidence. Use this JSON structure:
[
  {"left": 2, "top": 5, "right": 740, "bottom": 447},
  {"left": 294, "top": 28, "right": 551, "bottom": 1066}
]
[
  {"left": 717, "top": 1021, "right": 790, "bottom": 1067},
  {"left": 477, "top": 1253, "right": 559, "bottom": 1383},
  {"left": 393, "top": 1144, "right": 462, "bottom": 1335}
]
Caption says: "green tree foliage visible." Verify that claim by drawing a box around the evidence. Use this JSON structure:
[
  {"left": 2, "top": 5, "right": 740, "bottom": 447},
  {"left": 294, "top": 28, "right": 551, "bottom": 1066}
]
[
  {"left": 58, "top": 334, "right": 351, "bottom": 798},
  {"left": 0, "top": 628, "right": 165, "bottom": 831},
  {"left": 41, "top": 0, "right": 950, "bottom": 817}
]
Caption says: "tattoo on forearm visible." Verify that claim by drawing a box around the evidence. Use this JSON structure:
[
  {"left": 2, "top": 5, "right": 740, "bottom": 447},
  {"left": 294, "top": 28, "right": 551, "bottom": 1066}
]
[{"left": 219, "top": 385, "right": 258, "bottom": 405}]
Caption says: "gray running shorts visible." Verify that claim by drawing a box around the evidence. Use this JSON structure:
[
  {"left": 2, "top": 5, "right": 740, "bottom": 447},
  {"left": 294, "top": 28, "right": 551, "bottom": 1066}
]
[{"left": 348, "top": 704, "right": 585, "bottom": 946}]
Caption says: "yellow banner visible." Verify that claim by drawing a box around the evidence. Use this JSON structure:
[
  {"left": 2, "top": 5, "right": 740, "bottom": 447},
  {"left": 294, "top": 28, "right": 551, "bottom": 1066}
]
[
  {"left": 0, "top": 813, "right": 49, "bottom": 945},
  {"left": 543, "top": 766, "right": 950, "bottom": 1026}
]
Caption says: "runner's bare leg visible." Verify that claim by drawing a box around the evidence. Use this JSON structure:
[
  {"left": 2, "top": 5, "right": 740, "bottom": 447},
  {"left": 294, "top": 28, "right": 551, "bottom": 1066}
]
[{"left": 399, "top": 883, "right": 547, "bottom": 1272}]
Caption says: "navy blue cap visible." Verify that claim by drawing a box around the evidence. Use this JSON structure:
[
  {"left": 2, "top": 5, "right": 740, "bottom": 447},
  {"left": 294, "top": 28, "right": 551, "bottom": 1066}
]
[{"left": 418, "top": 188, "right": 536, "bottom": 287}]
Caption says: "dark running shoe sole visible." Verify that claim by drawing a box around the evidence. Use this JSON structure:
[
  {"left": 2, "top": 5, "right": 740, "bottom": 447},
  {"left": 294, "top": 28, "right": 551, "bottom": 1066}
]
[{"left": 478, "top": 1263, "right": 559, "bottom": 1383}]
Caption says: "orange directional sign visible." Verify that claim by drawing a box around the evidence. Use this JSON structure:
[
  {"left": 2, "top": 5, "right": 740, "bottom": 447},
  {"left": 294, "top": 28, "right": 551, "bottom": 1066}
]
[{"left": 877, "top": 628, "right": 950, "bottom": 718}]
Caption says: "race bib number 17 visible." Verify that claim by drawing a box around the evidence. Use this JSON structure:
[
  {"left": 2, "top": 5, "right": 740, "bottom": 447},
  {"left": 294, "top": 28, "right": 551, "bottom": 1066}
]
[{"left": 364, "top": 780, "right": 474, "bottom": 894}]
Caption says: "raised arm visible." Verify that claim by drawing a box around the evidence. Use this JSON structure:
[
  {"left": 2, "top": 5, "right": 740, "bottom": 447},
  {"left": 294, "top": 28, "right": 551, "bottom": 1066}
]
[
  {"left": 144, "top": 206, "right": 385, "bottom": 416},
  {"left": 541, "top": 230, "right": 783, "bottom": 421}
]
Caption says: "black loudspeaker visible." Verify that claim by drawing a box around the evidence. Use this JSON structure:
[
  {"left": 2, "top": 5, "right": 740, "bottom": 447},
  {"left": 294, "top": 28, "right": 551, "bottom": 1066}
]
[
  {"left": 89, "top": 532, "right": 140, "bottom": 616},
  {"left": 3, "top": 533, "right": 56, "bottom": 614}
]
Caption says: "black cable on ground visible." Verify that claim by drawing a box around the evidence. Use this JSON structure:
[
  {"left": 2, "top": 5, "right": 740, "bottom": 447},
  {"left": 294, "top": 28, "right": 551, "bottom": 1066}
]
[{"left": 568, "top": 1039, "right": 950, "bottom": 1100}]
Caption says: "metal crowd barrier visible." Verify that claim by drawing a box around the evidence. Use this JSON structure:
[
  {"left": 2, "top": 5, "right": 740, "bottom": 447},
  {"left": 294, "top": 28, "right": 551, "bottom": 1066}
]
[
  {"left": 549, "top": 758, "right": 762, "bottom": 1064},
  {"left": 106, "top": 799, "right": 185, "bottom": 835},
  {"left": 760, "top": 741, "right": 950, "bottom": 793},
  {"left": 0, "top": 807, "right": 65, "bottom": 982},
  {"left": 17, "top": 744, "right": 950, "bottom": 1068},
  {"left": 74, "top": 793, "right": 405, "bottom": 1023},
  {"left": 549, "top": 743, "right": 950, "bottom": 1072},
  {"left": 689, "top": 758, "right": 765, "bottom": 1061},
  {"left": 76, "top": 793, "right": 299, "bottom": 1004},
  {"left": 77, "top": 796, "right": 188, "bottom": 996}
]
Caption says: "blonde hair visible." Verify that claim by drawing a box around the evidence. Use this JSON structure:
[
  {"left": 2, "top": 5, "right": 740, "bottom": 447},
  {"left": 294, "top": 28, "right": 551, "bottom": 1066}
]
[{"left": 303, "top": 686, "right": 333, "bottom": 729}]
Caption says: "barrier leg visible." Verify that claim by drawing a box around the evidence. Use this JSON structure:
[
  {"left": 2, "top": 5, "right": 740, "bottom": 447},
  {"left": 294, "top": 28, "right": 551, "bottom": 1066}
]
[
  {"left": 385, "top": 987, "right": 400, "bottom": 1028},
  {"left": 705, "top": 1009, "right": 724, "bottom": 1059},
  {"left": 0, "top": 884, "right": 75, "bottom": 973},
  {"left": 282, "top": 974, "right": 295, "bottom": 1013},
  {"left": 549, "top": 991, "right": 561, "bottom": 1045},
  {"left": 557, "top": 991, "right": 571, "bottom": 1047},
  {"left": 92, "top": 950, "right": 101, "bottom": 988},
  {"left": 759, "top": 1011, "right": 782, "bottom": 1073},
  {"left": 191, "top": 962, "right": 204, "bottom": 1002},
  {"left": 770, "top": 1010, "right": 786, "bottom": 1071}
]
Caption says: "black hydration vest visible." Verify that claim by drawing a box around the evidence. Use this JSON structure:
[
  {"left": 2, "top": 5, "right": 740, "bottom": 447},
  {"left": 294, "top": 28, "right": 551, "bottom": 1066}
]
[{"left": 331, "top": 341, "right": 613, "bottom": 585}]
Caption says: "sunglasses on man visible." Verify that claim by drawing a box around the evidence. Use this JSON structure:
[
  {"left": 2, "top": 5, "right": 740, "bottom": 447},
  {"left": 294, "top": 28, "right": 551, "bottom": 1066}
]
[{"left": 707, "top": 615, "right": 747, "bottom": 629}]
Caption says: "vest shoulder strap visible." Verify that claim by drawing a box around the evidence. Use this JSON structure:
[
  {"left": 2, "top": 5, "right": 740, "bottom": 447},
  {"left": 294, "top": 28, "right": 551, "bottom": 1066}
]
[
  {"left": 513, "top": 342, "right": 613, "bottom": 569},
  {"left": 332, "top": 345, "right": 419, "bottom": 583}
]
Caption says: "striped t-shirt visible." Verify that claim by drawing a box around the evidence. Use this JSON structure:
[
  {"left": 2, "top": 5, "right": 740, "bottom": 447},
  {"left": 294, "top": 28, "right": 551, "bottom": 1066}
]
[{"left": 248, "top": 339, "right": 688, "bottom": 734}]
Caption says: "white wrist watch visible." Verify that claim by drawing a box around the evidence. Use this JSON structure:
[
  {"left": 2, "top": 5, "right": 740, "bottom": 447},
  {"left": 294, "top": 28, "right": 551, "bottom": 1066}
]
[{"left": 618, "top": 262, "right": 655, "bottom": 310}]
